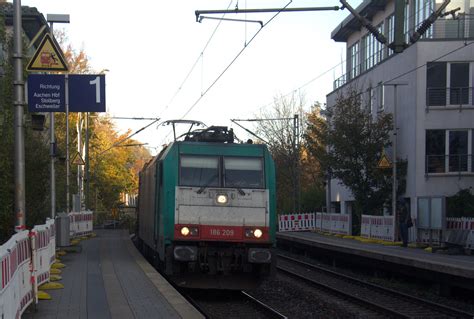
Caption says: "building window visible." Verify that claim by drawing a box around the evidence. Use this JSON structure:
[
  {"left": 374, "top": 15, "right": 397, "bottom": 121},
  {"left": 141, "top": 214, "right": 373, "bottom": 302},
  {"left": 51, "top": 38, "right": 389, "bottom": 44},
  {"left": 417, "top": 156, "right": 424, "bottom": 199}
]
[
  {"left": 427, "top": 62, "right": 472, "bottom": 107},
  {"left": 449, "top": 63, "right": 469, "bottom": 105},
  {"left": 377, "top": 83, "right": 384, "bottom": 111},
  {"left": 363, "top": 34, "right": 374, "bottom": 71},
  {"left": 404, "top": 1, "right": 410, "bottom": 43},
  {"left": 426, "top": 129, "right": 471, "bottom": 173},
  {"left": 387, "top": 15, "right": 395, "bottom": 57},
  {"left": 415, "top": 0, "right": 434, "bottom": 38},
  {"left": 426, "top": 62, "right": 447, "bottom": 106},
  {"left": 449, "top": 130, "right": 468, "bottom": 172},
  {"left": 426, "top": 130, "right": 446, "bottom": 173},
  {"left": 349, "top": 42, "right": 360, "bottom": 79},
  {"left": 367, "top": 86, "right": 374, "bottom": 112}
]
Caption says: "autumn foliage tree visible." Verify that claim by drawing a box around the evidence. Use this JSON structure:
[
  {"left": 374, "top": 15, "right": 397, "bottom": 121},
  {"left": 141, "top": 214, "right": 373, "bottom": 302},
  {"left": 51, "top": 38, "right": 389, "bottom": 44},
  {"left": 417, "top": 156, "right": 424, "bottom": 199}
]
[
  {"left": 255, "top": 94, "right": 325, "bottom": 213},
  {"left": 306, "top": 89, "right": 394, "bottom": 229}
]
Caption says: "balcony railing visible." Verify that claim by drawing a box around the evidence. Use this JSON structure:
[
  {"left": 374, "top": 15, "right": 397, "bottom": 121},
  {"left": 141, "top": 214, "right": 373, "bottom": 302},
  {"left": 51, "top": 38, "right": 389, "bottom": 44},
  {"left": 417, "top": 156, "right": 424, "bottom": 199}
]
[
  {"left": 426, "top": 154, "right": 473, "bottom": 174},
  {"left": 333, "top": 15, "right": 474, "bottom": 90},
  {"left": 426, "top": 87, "right": 473, "bottom": 109}
]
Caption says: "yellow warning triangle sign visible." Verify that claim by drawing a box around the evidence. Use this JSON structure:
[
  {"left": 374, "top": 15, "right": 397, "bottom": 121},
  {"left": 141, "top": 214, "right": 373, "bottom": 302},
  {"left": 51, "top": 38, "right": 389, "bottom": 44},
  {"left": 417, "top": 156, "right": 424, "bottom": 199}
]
[
  {"left": 378, "top": 153, "right": 392, "bottom": 169},
  {"left": 27, "top": 33, "right": 68, "bottom": 72},
  {"left": 72, "top": 152, "right": 85, "bottom": 166}
]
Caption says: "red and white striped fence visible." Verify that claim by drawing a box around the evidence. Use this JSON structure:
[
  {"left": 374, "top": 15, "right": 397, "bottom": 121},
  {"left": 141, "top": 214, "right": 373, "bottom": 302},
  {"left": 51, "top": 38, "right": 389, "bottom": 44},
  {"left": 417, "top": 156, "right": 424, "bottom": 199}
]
[
  {"left": 361, "top": 215, "right": 396, "bottom": 241},
  {"left": 278, "top": 213, "right": 315, "bottom": 232},
  {"left": 0, "top": 218, "right": 56, "bottom": 319},
  {"left": 316, "top": 213, "right": 352, "bottom": 235},
  {"left": 69, "top": 211, "right": 93, "bottom": 238},
  {"left": 446, "top": 217, "right": 474, "bottom": 230},
  {"left": 31, "top": 219, "right": 56, "bottom": 303},
  {"left": 278, "top": 212, "right": 352, "bottom": 235},
  {"left": 0, "top": 211, "right": 93, "bottom": 318}
]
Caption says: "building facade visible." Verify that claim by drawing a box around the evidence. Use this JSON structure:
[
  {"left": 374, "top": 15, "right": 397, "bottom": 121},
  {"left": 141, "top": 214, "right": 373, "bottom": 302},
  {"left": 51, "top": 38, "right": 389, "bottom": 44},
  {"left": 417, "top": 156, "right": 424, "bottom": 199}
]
[{"left": 326, "top": 0, "right": 474, "bottom": 221}]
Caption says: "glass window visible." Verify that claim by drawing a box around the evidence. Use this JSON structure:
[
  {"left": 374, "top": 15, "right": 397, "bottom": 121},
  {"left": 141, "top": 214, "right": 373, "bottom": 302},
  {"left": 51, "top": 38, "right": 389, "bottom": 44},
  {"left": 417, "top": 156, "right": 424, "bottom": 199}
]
[
  {"left": 349, "top": 42, "right": 360, "bottom": 79},
  {"left": 387, "top": 15, "right": 395, "bottom": 57},
  {"left": 180, "top": 156, "right": 219, "bottom": 187},
  {"left": 450, "top": 63, "right": 469, "bottom": 105},
  {"left": 224, "top": 157, "right": 264, "bottom": 189},
  {"left": 426, "top": 130, "right": 446, "bottom": 173},
  {"left": 363, "top": 34, "right": 374, "bottom": 70},
  {"left": 375, "top": 23, "right": 384, "bottom": 65},
  {"left": 426, "top": 62, "right": 447, "bottom": 106},
  {"left": 377, "top": 83, "right": 384, "bottom": 111},
  {"left": 449, "top": 130, "right": 468, "bottom": 172}
]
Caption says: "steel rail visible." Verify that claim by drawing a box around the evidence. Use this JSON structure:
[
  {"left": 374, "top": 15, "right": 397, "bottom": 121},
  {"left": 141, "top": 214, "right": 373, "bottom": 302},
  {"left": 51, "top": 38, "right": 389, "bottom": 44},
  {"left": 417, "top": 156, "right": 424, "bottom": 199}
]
[
  {"left": 241, "top": 291, "right": 288, "bottom": 319},
  {"left": 278, "top": 254, "right": 474, "bottom": 318}
]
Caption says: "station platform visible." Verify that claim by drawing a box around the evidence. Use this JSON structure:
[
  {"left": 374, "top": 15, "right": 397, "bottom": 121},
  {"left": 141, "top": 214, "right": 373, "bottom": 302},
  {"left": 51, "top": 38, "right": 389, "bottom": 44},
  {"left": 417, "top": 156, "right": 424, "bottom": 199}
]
[
  {"left": 277, "top": 231, "right": 474, "bottom": 289},
  {"left": 24, "top": 229, "right": 203, "bottom": 319}
]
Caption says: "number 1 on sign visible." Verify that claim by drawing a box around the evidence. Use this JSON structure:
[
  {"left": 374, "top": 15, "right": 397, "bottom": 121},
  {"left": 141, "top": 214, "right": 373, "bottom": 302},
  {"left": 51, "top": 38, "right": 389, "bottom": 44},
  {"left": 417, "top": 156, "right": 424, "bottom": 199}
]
[{"left": 89, "top": 76, "right": 101, "bottom": 103}]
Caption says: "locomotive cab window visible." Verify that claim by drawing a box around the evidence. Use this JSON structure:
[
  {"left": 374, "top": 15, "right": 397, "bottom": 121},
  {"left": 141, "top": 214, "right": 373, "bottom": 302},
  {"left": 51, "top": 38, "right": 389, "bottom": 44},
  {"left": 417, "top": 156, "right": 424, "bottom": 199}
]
[
  {"left": 224, "top": 157, "right": 264, "bottom": 189},
  {"left": 180, "top": 156, "right": 219, "bottom": 187}
]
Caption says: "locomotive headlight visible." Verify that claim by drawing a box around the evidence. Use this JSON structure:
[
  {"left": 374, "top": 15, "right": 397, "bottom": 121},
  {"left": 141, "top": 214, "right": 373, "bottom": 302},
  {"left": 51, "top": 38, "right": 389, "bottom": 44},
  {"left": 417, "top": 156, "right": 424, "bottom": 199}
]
[
  {"left": 181, "top": 227, "right": 190, "bottom": 236},
  {"left": 216, "top": 194, "right": 228, "bottom": 204},
  {"left": 253, "top": 228, "right": 263, "bottom": 238},
  {"left": 245, "top": 228, "right": 264, "bottom": 239}
]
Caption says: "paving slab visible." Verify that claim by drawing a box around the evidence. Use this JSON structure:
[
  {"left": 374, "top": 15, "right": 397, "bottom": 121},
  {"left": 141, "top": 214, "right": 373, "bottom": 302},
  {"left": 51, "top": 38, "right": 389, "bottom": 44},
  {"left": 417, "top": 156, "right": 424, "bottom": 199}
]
[
  {"left": 24, "top": 229, "right": 203, "bottom": 319},
  {"left": 277, "top": 231, "right": 474, "bottom": 279}
]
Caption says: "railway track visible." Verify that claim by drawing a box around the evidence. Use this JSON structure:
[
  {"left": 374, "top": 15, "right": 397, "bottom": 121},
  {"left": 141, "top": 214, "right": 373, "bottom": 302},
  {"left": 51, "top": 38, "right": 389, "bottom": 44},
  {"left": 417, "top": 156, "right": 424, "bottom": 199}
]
[
  {"left": 278, "top": 254, "right": 474, "bottom": 318},
  {"left": 185, "top": 289, "right": 287, "bottom": 319}
]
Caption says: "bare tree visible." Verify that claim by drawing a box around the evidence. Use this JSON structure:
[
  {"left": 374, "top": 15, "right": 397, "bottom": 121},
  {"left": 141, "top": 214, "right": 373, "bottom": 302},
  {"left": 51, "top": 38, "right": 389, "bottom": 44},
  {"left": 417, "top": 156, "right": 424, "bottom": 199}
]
[{"left": 255, "top": 94, "right": 304, "bottom": 213}]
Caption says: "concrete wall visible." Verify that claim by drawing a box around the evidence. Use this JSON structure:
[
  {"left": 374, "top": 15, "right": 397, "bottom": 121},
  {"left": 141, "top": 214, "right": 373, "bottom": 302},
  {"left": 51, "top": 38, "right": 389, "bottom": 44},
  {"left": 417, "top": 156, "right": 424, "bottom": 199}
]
[{"left": 326, "top": 36, "right": 474, "bottom": 217}]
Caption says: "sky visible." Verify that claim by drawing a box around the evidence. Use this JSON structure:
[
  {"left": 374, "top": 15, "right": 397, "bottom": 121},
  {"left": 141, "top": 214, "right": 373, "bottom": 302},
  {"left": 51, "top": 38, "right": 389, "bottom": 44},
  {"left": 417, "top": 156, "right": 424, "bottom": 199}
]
[{"left": 20, "top": 0, "right": 360, "bottom": 154}]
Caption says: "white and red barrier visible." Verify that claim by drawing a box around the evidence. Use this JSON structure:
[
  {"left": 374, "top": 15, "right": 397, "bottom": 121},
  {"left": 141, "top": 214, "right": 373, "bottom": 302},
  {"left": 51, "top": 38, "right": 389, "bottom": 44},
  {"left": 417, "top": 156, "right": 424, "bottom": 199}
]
[
  {"left": 278, "top": 212, "right": 352, "bottom": 235},
  {"left": 69, "top": 211, "right": 93, "bottom": 238},
  {"left": 316, "top": 212, "right": 352, "bottom": 235},
  {"left": 0, "top": 230, "right": 34, "bottom": 319},
  {"left": 278, "top": 213, "right": 315, "bottom": 232},
  {"left": 31, "top": 218, "right": 56, "bottom": 302},
  {"left": 0, "top": 218, "right": 57, "bottom": 318},
  {"left": 361, "top": 215, "right": 395, "bottom": 241},
  {"left": 446, "top": 217, "right": 474, "bottom": 230}
]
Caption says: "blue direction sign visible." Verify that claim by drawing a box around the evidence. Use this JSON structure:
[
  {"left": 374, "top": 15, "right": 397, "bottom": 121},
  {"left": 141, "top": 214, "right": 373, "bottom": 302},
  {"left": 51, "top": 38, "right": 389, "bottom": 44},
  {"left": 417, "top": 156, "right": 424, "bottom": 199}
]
[
  {"left": 27, "top": 74, "right": 65, "bottom": 112},
  {"left": 69, "top": 74, "right": 106, "bottom": 112}
]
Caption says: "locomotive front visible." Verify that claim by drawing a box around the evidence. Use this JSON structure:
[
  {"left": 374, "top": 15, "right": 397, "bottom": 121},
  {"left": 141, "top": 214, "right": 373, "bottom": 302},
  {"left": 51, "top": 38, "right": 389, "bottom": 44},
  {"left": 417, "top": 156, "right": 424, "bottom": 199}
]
[{"left": 170, "top": 141, "right": 276, "bottom": 289}]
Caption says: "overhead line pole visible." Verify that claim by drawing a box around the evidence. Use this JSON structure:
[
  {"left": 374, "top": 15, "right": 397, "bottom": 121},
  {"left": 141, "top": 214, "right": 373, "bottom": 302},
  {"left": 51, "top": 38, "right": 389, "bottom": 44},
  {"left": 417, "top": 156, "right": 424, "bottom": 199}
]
[
  {"left": 232, "top": 115, "right": 301, "bottom": 212},
  {"left": 195, "top": 6, "right": 341, "bottom": 21},
  {"left": 13, "top": 0, "right": 25, "bottom": 232},
  {"left": 230, "top": 119, "right": 269, "bottom": 144}
]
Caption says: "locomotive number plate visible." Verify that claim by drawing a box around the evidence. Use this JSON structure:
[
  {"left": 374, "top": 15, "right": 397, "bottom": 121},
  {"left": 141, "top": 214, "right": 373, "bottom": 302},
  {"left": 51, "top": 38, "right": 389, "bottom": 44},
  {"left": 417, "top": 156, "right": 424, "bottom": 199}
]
[{"left": 202, "top": 225, "right": 242, "bottom": 240}]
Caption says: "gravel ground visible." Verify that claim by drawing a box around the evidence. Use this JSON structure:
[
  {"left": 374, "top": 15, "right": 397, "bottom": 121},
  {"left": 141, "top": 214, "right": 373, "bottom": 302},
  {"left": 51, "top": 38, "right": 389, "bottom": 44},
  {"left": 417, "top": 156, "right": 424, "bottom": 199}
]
[
  {"left": 276, "top": 249, "right": 474, "bottom": 315},
  {"left": 248, "top": 275, "right": 369, "bottom": 318}
]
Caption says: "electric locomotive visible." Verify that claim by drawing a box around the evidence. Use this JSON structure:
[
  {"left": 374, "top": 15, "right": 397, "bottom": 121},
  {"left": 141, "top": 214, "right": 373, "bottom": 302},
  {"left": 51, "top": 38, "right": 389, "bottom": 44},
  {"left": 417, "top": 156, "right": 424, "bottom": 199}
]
[{"left": 137, "top": 122, "right": 276, "bottom": 289}]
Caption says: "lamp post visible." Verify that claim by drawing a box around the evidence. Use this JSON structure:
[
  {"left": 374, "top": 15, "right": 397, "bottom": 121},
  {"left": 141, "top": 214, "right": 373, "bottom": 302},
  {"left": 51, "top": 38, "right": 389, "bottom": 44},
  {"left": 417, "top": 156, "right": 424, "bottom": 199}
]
[
  {"left": 46, "top": 13, "right": 70, "bottom": 218},
  {"left": 384, "top": 82, "right": 407, "bottom": 218},
  {"left": 320, "top": 108, "right": 332, "bottom": 214}
]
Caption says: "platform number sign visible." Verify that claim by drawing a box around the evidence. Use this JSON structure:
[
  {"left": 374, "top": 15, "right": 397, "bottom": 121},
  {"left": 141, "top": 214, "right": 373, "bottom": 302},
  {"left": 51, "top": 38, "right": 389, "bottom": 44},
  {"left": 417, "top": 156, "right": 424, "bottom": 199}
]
[
  {"left": 69, "top": 74, "right": 106, "bottom": 112},
  {"left": 89, "top": 76, "right": 101, "bottom": 104}
]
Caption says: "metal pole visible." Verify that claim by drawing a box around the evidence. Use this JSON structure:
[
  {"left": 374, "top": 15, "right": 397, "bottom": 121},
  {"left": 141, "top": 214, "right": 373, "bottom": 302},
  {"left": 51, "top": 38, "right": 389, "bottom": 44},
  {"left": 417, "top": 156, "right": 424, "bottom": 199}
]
[
  {"left": 77, "top": 113, "right": 82, "bottom": 210},
  {"left": 384, "top": 82, "right": 407, "bottom": 218},
  {"left": 392, "top": 85, "right": 398, "bottom": 218},
  {"left": 292, "top": 115, "right": 297, "bottom": 212},
  {"left": 85, "top": 112, "right": 90, "bottom": 210},
  {"left": 49, "top": 22, "right": 55, "bottom": 219},
  {"left": 295, "top": 114, "right": 301, "bottom": 212},
  {"left": 66, "top": 74, "right": 70, "bottom": 212},
  {"left": 13, "top": 0, "right": 26, "bottom": 232}
]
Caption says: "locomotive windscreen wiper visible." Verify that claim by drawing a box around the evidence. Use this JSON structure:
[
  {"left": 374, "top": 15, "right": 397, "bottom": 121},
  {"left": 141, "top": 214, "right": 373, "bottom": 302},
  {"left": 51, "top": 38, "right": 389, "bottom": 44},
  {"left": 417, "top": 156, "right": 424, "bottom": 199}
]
[{"left": 196, "top": 174, "right": 218, "bottom": 194}]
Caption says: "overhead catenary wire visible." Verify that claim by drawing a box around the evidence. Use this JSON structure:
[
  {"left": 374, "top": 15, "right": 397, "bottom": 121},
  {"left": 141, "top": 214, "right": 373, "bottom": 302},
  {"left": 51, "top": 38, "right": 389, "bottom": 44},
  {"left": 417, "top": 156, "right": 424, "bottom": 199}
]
[
  {"left": 159, "top": 0, "right": 234, "bottom": 118},
  {"left": 97, "top": 118, "right": 160, "bottom": 158},
  {"left": 180, "top": 0, "right": 294, "bottom": 119}
]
